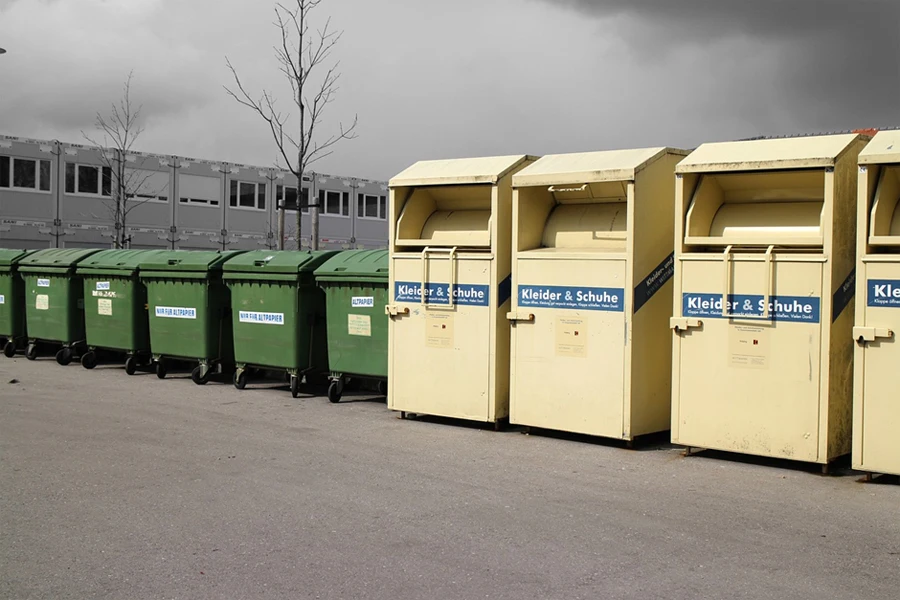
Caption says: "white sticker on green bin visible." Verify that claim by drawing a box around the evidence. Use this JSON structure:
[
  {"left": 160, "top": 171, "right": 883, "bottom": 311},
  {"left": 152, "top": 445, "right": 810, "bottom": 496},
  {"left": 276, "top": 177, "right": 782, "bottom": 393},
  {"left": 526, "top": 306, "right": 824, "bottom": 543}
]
[
  {"left": 36, "top": 294, "right": 49, "bottom": 310},
  {"left": 352, "top": 296, "right": 374, "bottom": 308},
  {"left": 0, "top": 294, "right": 5, "bottom": 304},
  {"left": 98, "top": 298, "right": 113, "bottom": 316},
  {"left": 155, "top": 306, "right": 197, "bottom": 319},
  {"left": 239, "top": 311, "right": 284, "bottom": 325}
]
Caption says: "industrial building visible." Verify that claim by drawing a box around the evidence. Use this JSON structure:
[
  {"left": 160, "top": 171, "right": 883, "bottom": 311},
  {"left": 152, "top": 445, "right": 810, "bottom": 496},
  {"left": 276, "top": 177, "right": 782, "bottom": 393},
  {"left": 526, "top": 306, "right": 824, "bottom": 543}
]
[{"left": 0, "top": 134, "right": 389, "bottom": 250}]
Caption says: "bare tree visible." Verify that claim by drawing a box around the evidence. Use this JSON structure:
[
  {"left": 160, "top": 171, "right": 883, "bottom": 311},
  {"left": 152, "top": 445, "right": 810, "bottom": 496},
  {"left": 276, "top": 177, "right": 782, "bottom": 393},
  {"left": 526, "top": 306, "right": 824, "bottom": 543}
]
[
  {"left": 82, "top": 71, "right": 165, "bottom": 249},
  {"left": 225, "top": 0, "right": 358, "bottom": 251}
]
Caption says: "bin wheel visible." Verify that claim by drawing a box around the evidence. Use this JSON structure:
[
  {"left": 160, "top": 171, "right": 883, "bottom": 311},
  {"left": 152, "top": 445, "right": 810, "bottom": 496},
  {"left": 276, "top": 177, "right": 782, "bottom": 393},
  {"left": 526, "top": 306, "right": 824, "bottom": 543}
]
[
  {"left": 233, "top": 370, "right": 247, "bottom": 390},
  {"left": 3, "top": 340, "right": 15, "bottom": 358},
  {"left": 124, "top": 356, "right": 137, "bottom": 376},
  {"left": 25, "top": 343, "right": 38, "bottom": 361},
  {"left": 191, "top": 365, "right": 210, "bottom": 385},
  {"left": 155, "top": 360, "right": 167, "bottom": 379},
  {"left": 56, "top": 347, "right": 73, "bottom": 366},
  {"left": 80, "top": 351, "right": 98, "bottom": 370},
  {"left": 377, "top": 380, "right": 388, "bottom": 397},
  {"left": 290, "top": 375, "right": 300, "bottom": 398},
  {"left": 327, "top": 380, "right": 343, "bottom": 403}
]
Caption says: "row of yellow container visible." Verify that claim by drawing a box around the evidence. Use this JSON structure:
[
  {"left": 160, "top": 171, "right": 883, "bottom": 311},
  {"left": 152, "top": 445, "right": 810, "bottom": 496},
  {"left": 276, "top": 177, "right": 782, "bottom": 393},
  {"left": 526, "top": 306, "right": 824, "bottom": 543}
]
[{"left": 384, "top": 130, "right": 900, "bottom": 478}]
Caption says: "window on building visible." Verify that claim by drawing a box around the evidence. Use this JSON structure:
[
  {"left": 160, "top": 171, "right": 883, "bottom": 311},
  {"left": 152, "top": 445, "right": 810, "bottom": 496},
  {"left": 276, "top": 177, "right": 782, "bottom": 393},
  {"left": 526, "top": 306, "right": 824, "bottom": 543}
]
[
  {"left": 65, "top": 162, "right": 112, "bottom": 196},
  {"left": 276, "top": 185, "right": 311, "bottom": 214},
  {"left": 125, "top": 168, "right": 169, "bottom": 202},
  {"left": 179, "top": 174, "right": 220, "bottom": 207},
  {"left": 358, "top": 193, "right": 387, "bottom": 219},
  {"left": 319, "top": 189, "right": 349, "bottom": 216},
  {"left": 0, "top": 156, "right": 51, "bottom": 192},
  {"left": 229, "top": 179, "right": 266, "bottom": 210}
]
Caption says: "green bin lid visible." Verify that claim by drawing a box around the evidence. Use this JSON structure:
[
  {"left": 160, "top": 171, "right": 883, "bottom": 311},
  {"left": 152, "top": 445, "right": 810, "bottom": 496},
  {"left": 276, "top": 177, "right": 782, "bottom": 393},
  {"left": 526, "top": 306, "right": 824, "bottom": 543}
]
[
  {"left": 75, "top": 249, "right": 169, "bottom": 275},
  {"left": 138, "top": 250, "right": 245, "bottom": 273},
  {"left": 0, "top": 248, "right": 34, "bottom": 271},
  {"left": 314, "top": 249, "right": 389, "bottom": 282},
  {"left": 18, "top": 248, "right": 103, "bottom": 273},
  {"left": 223, "top": 250, "right": 340, "bottom": 275}
]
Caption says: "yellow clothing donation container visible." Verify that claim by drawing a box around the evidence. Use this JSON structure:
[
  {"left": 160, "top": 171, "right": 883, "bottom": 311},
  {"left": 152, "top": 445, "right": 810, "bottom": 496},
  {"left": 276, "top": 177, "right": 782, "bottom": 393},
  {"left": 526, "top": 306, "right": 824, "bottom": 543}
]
[
  {"left": 670, "top": 134, "right": 867, "bottom": 465},
  {"left": 853, "top": 130, "right": 900, "bottom": 477},
  {"left": 508, "top": 147, "right": 687, "bottom": 440},
  {"left": 386, "top": 155, "right": 537, "bottom": 425}
]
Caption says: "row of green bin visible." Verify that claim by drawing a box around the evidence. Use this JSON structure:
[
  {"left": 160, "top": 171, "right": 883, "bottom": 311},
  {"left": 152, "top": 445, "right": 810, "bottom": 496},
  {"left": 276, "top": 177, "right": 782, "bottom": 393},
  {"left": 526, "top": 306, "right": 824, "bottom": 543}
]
[{"left": 0, "top": 247, "right": 389, "bottom": 402}]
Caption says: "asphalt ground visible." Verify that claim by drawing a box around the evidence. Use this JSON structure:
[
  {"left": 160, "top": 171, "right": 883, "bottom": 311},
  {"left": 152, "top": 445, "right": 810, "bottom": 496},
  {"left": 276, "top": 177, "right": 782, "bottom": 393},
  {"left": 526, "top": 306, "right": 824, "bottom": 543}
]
[{"left": 1, "top": 355, "right": 898, "bottom": 600}]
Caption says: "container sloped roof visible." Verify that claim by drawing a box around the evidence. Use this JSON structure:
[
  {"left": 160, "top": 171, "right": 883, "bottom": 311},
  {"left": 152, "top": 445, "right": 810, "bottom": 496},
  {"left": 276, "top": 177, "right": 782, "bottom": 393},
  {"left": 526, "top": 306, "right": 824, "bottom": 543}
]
[
  {"left": 512, "top": 147, "right": 687, "bottom": 187},
  {"left": 859, "top": 130, "right": 900, "bottom": 165},
  {"left": 677, "top": 133, "right": 861, "bottom": 173},
  {"left": 389, "top": 155, "right": 536, "bottom": 187}
]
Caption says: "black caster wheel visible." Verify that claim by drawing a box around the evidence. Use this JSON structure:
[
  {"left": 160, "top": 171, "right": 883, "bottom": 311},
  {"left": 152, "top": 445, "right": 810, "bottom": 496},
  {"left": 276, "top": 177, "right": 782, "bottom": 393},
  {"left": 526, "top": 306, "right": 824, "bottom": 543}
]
[
  {"left": 56, "top": 347, "right": 73, "bottom": 366},
  {"left": 233, "top": 370, "right": 247, "bottom": 390},
  {"left": 124, "top": 356, "right": 137, "bottom": 376},
  {"left": 155, "top": 360, "right": 167, "bottom": 379},
  {"left": 3, "top": 340, "right": 16, "bottom": 358},
  {"left": 191, "top": 365, "right": 210, "bottom": 385},
  {"left": 80, "top": 350, "right": 98, "bottom": 370},
  {"left": 327, "top": 380, "right": 343, "bottom": 403},
  {"left": 376, "top": 380, "right": 388, "bottom": 397},
  {"left": 290, "top": 375, "right": 300, "bottom": 398},
  {"left": 25, "top": 343, "right": 38, "bottom": 361}
]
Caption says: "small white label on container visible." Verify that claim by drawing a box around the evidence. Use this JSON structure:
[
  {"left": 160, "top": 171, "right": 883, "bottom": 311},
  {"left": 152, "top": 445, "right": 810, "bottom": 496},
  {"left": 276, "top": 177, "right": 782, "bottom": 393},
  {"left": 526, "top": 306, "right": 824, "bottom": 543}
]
[
  {"left": 0, "top": 294, "right": 5, "bottom": 305},
  {"left": 239, "top": 311, "right": 284, "bottom": 325},
  {"left": 351, "top": 296, "right": 374, "bottom": 308},
  {"left": 155, "top": 306, "right": 197, "bottom": 319},
  {"left": 98, "top": 298, "right": 113, "bottom": 316},
  {"left": 348, "top": 314, "right": 371, "bottom": 336},
  {"left": 37, "top": 278, "right": 50, "bottom": 288},
  {"left": 96, "top": 281, "right": 110, "bottom": 291},
  {"left": 36, "top": 294, "right": 49, "bottom": 310}
]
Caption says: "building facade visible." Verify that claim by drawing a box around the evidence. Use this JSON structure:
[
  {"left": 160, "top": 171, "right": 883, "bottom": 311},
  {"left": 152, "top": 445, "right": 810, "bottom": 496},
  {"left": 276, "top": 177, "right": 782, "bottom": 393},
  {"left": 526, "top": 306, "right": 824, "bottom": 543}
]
[{"left": 0, "top": 134, "right": 389, "bottom": 250}]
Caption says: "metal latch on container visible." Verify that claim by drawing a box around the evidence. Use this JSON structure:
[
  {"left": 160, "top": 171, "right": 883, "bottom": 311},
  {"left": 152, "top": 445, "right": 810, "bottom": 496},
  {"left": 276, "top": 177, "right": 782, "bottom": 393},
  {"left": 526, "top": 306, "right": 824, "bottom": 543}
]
[
  {"left": 506, "top": 311, "right": 535, "bottom": 322},
  {"left": 670, "top": 317, "right": 702, "bottom": 333},
  {"left": 853, "top": 326, "right": 893, "bottom": 344},
  {"left": 385, "top": 305, "right": 409, "bottom": 317}
]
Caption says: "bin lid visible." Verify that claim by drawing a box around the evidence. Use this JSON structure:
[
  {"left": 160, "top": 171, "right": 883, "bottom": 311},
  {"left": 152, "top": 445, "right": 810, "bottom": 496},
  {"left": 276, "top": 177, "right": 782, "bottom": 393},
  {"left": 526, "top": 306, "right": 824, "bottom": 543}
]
[
  {"left": 222, "top": 250, "right": 338, "bottom": 275},
  {"left": 390, "top": 155, "right": 536, "bottom": 187},
  {"left": 513, "top": 147, "right": 688, "bottom": 187},
  {"left": 859, "top": 130, "right": 900, "bottom": 165},
  {"left": 18, "top": 248, "right": 103, "bottom": 273},
  {"left": 138, "top": 250, "right": 245, "bottom": 273},
  {"left": 676, "top": 134, "right": 861, "bottom": 174},
  {"left": 0, "top": 248, "right": 33, "bottom": 270},
  {"left": 314, "top": 250, "right": 389, "bottom": 282},
  {"left": 75, "top": 249, "right": 169, "bottom": 275}
]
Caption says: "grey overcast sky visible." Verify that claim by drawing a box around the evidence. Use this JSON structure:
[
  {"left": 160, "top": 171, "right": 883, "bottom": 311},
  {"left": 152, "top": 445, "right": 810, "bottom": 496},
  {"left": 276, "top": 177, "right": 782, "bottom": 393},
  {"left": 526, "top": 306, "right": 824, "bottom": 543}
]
[{"left": 1, "top": 0, "right": 898, "bottom": 181}]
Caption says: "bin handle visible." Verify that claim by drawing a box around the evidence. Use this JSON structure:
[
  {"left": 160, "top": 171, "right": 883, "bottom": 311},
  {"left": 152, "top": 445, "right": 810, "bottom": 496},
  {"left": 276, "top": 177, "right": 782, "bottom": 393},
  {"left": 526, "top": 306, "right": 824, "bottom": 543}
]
[
  {"left": 721, "top": 245, "right": 733, "bottom": 317},
  {"left": 420, "top": 246, "right": 458, "bottom": 309},
  {"left": 722, "top": 244, "right": 776, "bottom": 319},
  {"left": 762, "top": 245, "right": 775, "bottom": 320}
]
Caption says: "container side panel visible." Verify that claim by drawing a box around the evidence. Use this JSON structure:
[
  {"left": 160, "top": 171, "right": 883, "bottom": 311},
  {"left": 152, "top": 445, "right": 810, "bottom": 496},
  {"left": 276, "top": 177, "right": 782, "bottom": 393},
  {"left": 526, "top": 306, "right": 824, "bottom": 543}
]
[{"left": 82, "top": 275, "right": 149, "bottom": 352}]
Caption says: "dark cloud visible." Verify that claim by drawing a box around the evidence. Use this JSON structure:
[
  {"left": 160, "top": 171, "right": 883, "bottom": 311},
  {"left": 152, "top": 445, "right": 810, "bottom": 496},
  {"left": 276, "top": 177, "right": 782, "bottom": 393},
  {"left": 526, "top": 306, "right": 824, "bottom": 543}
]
[{"left": 541, "top": 0, "right": 900, "bottom": 133}]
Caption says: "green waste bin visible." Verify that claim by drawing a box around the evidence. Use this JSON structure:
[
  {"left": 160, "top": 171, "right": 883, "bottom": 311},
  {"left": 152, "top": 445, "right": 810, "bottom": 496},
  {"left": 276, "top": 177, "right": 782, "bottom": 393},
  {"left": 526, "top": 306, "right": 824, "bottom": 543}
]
[
  {"left": 223, "top": 249, "right": 339, "bottom": 398},
  {"left": 314, "top": 250, "right": 389, "bottom": 402},
  {"left": 0, "top": 248, "right": 35, "bottom": 358},
  {"left": 139, "top": 250, "right": 246, "bottom": 384},
  {"left": 76, "top": 249, "right": 169, "bottom": 373},
  {"left": 18, "top": 248, "right": 103, "bottom": 364}
]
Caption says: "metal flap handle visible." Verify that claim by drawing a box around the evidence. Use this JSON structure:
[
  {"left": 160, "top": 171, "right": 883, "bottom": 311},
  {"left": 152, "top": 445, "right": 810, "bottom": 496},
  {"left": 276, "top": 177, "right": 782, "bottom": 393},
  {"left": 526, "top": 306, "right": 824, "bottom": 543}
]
[
  {"left": 853, "top": 326, "right": 893, "bottom": 344},
  {"left": 671, "top": 317, "right": 702, "bottom": 333},
  {"left": 506, "top": 311, "right": 535, "bottom": 322},
  {"left": 386, "top": 305, "right": 409, "bottom": 317}
]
